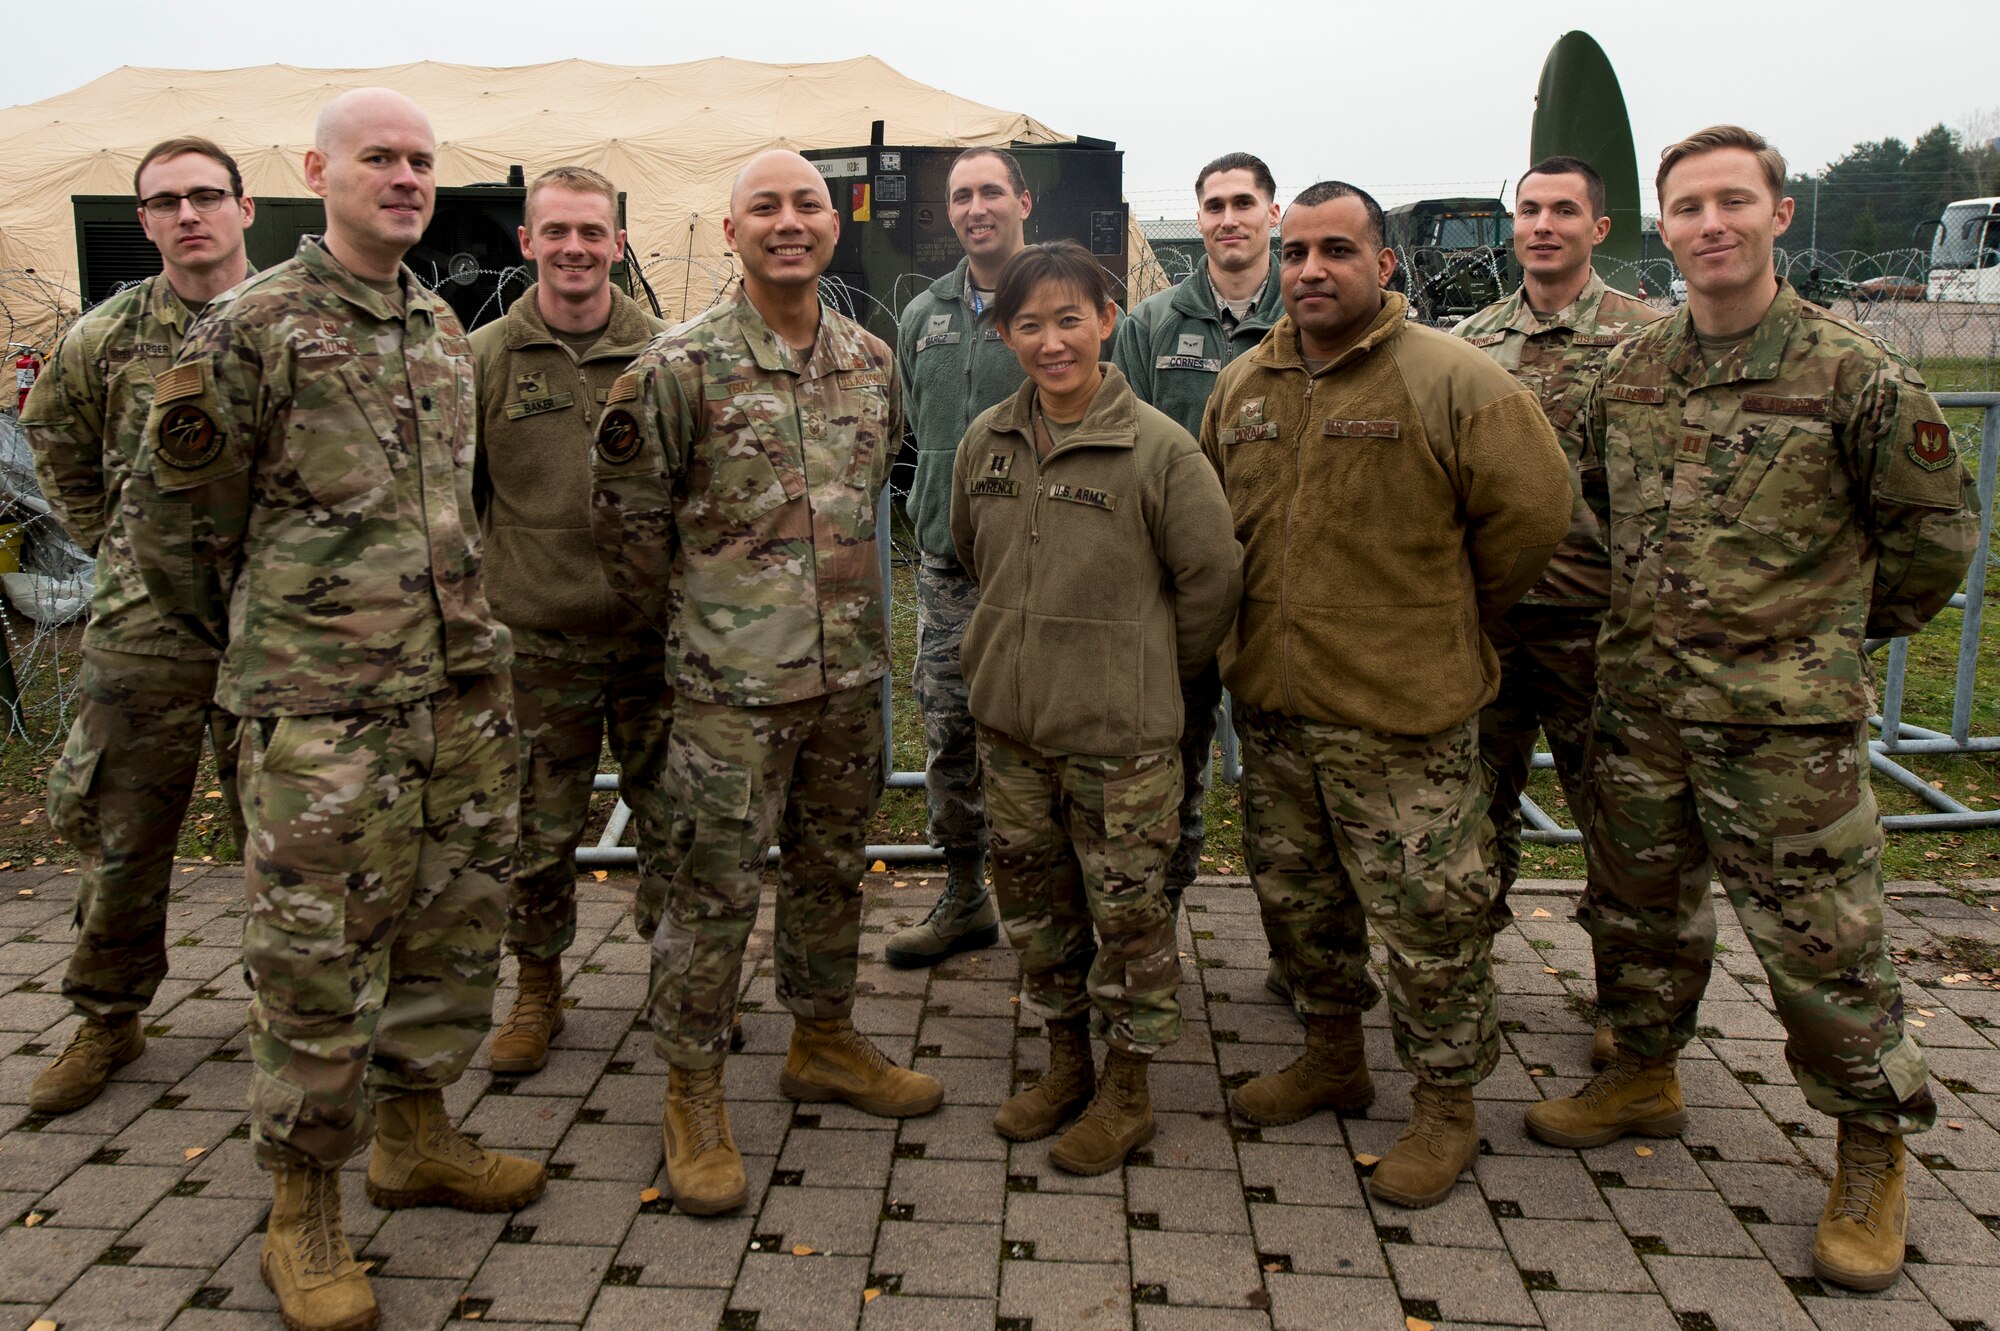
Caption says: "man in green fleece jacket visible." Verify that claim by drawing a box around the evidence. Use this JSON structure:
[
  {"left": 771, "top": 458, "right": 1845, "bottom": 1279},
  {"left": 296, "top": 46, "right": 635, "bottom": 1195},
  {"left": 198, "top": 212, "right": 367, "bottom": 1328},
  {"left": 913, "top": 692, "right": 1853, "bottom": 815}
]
[
  {"left": 887, "top": 147, "right": 1035, "bottom": 967},
  {"left": 472, "top": 167, "right": 667, "bottom": 1074},
  {"left": 1205, "top": 181, "right": 1571, "bottom": 1210},
  {"left": 1112, "top": 151, "right": 1285, "bottom": 911}
]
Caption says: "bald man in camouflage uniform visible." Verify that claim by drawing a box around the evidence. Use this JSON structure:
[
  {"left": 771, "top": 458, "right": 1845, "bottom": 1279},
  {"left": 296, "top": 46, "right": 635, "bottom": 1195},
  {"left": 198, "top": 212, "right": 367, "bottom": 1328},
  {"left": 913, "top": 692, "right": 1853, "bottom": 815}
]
[
  {"left": 593, "top": 149, "right": 940, "bottom": 1220},
  {"left": 1525, "top": 126, "right": 1978, "bottom": 1295},
  {"left": 20, "top": 136, "right": 252, "bottom": 1115},
  {"left": 128, "top": 89, "right": 541, "bottom": 1331}
]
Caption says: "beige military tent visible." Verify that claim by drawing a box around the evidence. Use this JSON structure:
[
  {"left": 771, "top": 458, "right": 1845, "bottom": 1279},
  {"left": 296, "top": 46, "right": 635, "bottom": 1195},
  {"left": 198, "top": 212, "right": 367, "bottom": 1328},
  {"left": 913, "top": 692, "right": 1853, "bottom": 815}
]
[{"left": 0, "top": 55, "right": 1160, "bottom": 345}]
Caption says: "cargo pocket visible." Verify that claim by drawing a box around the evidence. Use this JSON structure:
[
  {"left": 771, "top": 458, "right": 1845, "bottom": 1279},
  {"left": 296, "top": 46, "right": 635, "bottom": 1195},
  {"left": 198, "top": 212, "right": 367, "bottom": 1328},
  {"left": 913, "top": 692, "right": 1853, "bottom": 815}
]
[
  {"left": 242, "top": 867, "right": 353, "bottom": 1025},
  {"left": 46, "top": 723, "right": 104, "bottom": 860},
  {"left": 1391, "top": 764, "right": 1495, "bottom": 933},
  {"left": 1770, "top": 786, "right": 1883, "bottom": 972},
  {"left": 1102, "top": 753, "right": 1181, "bottom": 847}
]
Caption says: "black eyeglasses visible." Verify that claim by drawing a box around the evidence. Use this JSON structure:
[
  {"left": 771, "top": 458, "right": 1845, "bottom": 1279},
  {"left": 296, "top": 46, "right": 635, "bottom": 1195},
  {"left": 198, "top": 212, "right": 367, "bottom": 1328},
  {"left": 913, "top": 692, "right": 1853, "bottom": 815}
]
[{"left": 139, "top": 189, "right": 238, "bottom": 218}]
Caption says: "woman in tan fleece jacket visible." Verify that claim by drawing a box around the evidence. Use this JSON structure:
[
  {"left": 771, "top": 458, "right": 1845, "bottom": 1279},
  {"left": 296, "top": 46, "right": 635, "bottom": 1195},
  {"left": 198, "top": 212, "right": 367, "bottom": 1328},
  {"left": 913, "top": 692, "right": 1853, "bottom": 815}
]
[{"left": 950, "top": 241, "right": 1241, "bottom": 1174}]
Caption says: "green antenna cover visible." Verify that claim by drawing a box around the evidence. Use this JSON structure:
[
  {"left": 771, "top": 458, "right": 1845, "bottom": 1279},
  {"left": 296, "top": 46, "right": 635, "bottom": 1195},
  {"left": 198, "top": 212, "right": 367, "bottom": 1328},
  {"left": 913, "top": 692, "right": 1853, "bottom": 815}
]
[{"left": 1530, "top": 31, "right": 1642, "bottom": 270}]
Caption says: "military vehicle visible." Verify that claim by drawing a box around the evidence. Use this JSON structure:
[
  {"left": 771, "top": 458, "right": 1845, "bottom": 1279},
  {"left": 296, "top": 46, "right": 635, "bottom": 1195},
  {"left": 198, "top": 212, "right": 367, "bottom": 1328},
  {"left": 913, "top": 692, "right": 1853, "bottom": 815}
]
[{"left": 1385, "top": 198, "right": 1519, "bottom": 324}]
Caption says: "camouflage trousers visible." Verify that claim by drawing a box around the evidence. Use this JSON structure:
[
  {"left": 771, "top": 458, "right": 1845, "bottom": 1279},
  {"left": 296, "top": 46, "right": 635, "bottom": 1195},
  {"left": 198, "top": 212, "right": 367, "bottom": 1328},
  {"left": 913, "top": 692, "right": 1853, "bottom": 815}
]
[
  {"left": 1236, "top": 705, "right": 1501, "bottom": 1086},
  {"left": 978, "top": 726, "right": 1183, "bottom": 1055},
  {"left": 242, "top": 673, "right": 518, "bottom": 1170},
  {"left": 912, "top": 561, "right": 985, "bottom": 853},
  {"left": 1479, "top": 603, "right": 1602, "bottom": 919},
  {"left": 509, "top": 651, "right": 672, "bottom": 957},
  {"left": 1585, "top": 693, "right": 1934, "bottom": 1135},
  {"left": 1167, "top": 663, "right": 1224, "bottom": 893},
  {"left": 648, "top": 685, "right": 884, "bottom": 1070},
  {"left": 47, "top": 647, "right": 244, "bottom": 1020}
]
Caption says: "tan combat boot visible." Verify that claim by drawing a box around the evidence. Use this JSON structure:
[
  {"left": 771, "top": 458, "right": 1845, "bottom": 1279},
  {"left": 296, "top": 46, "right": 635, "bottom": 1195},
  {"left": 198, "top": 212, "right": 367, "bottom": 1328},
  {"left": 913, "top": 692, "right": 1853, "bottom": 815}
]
[
  {"left": 365, "top": 1089, "right": 546, "bottom": 1211},
  {"left": 28, "top": 1013, "right": 145, "bottom": 1113},
  {"left": 1812, "top": 1122, "right": 1909, "bottom": 1292},
  {"left": 260, "top": 1166, "right": 379, "bottom": 1331},
  {"left": 884, "top": 852, "right": 1000, "bottom": 968},
  {"left": 781, "top": 1016, "right": 943, "bottom": 1117},
  {"left": 994, "top": 1017, "right": 1095, "bottom": 1141},
  {"left": 1524, "top": 1052, "right": 1686, "bottom": 1148},
  {"left": 1368, "top": 1082, "right": 1480, "bottom": 1208},
  {"left": 1589, "top": 1023, "right": 1617, "bottom": 1070},
  {"left": 662, "top": 1065, "right": 748, "bottom": 1215},
  {"left": 490, "top": 955, "right": 566, "bottom": 1074},
  {"left": 1049, "top": 1046, "right": 1155, "bottom": 1175},
  {"left": 1229, "top": 1013, "right": 1374, "bottom": 1125}
]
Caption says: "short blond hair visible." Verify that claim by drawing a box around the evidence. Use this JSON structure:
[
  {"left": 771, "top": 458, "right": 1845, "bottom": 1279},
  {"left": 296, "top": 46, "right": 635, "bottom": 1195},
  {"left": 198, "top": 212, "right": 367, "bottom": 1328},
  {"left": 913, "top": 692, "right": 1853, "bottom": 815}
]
[
  {"left": 525, "top": 166, "right": 619, "bottom": 227},
  {"left": 1656, "top": 125, "right": 1787, "bottom": 205}
]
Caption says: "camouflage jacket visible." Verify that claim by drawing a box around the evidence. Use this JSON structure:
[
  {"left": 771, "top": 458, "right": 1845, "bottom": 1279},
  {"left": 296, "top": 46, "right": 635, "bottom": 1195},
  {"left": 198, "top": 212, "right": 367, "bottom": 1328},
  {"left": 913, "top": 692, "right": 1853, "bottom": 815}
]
[
  {"left": 21, "top": 274, "right": 227, "bottom": 660},
  {"left": 1111, "top": 264, "right": 1283, "bottom": 440},
  {"left": 130, "top": 237, "right": 509, "bottom": 717},
  {"left": 1456, "top": 272, "right": 1664, "bottom": 607},
  {"left": 1576, "top": 281, "right": 1978, "bottom": 725},
  {"left": 471, "top": 283, "right": 665, "bottom": 662},
  {"left": 590, "top": 283, "right": 902, "bottom": 706},
  {"left": 895, "top": 258, "right": 1027, "bottom": 562}
]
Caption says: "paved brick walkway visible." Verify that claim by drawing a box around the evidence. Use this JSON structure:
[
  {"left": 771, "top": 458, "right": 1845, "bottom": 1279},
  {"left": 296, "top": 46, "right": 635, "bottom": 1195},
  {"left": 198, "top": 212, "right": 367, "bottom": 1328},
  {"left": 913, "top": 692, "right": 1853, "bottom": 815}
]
[{"left": 2, "top": 864, "right": 1998, "bottom": 1330}]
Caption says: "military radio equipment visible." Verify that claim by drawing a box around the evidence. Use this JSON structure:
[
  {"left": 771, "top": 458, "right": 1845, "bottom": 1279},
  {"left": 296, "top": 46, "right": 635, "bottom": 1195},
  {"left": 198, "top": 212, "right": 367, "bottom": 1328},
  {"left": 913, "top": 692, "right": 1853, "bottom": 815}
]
[{"left": 804, "top": 128, "right": 1128, "bottom": 344}]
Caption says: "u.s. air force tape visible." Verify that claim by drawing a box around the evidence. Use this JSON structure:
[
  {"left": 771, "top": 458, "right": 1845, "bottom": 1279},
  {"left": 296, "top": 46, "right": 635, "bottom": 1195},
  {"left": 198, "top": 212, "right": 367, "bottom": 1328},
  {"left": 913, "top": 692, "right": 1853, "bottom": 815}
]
[
  {"left": 156, "top": 403, "right": 223, "bottom": 470},
  {"left": 596, "top": 409, "right": 642, "bottom": 464}
]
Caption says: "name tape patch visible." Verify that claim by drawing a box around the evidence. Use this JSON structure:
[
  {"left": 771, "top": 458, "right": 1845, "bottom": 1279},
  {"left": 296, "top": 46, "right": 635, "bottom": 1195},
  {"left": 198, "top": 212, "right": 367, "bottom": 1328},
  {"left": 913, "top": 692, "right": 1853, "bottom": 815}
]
[
  {"left": 504, "top": 392, "right": 575, "bottom": 420},
  {"left": 967, "top": 476, "right": 1019, "bottom": 497},
  {"left": 1224, "top": 422, "right": 1280, "bottom": 446},
  {"left": 1607, "top": 384, "right": 1666, "bottom": 405},
  {"left": 1155, "top": 354, "right": 1222, "bottom": 373},
  {"left": 1742, "top": 394, "right": 1827, "bottom": 417},
  {"left": 916, "top": 332, "right": 962, "bottom": 353},
  {"left": 1322, "top": 418, "right": 1400, "bottom": 440}
]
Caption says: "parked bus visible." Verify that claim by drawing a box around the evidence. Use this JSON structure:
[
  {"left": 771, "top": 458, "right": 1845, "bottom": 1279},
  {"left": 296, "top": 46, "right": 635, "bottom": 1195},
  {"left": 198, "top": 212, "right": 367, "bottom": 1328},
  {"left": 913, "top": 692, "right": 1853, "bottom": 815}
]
[{"left": 1928, "top": 197, "right": 2000, "bottom": 303}]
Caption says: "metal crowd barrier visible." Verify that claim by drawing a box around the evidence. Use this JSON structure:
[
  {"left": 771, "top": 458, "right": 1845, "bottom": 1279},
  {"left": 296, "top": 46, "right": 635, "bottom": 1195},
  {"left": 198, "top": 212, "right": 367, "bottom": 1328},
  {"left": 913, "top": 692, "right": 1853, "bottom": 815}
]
[{"left": 576, "top": 395, "right": 2000, "bottom": 865}]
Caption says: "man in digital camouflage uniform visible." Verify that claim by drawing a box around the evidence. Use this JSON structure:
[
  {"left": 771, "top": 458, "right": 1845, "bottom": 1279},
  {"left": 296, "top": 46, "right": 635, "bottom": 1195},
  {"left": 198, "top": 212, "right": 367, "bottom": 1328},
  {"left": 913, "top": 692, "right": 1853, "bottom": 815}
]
[
  {"left": 1112, "top": 151, "right": 1284, "bottom": 922},
  {"left": 1207, "top": 182, "right": 1571, "bottom": 1210},
  {"left": 1524, "top": 126, "right": 1978, "bottom": 1295},
  {"left": 472, "top": 166, "right": 669, "bottom": 1075},
  {"left": 592, "top": 149, "right": 941, "bottom": 1219},
  {"left": 886, "top": 146, "right": 1034, "bottom": 967},
  {"left": 129, "top": 89, "right": 541, "bottom": 1331},
  {"left": 1454, "top": 155, "right": 1664, "bottom": 1067},
  {"left": 20, "top": 137, "right": 253, "bottom": 1116}
]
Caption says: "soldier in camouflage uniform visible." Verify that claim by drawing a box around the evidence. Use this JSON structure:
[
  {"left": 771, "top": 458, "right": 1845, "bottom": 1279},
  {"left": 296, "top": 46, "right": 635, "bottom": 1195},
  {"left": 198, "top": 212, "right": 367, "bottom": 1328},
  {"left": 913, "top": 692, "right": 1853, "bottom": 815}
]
[
  {"left": 471, "top": 166, "right": 670, "bottom": 1075},
  {"left": 19, "top": 137, "right": 253, "bottom": 1116},
  {"left": 953, "top": 242, "right": 1240, "bottom": 1172},
  {"left": 1112, "top": 152, "right": 1284, "bottom": 917},
  {"left": 592, "top": 150, "right": 941, "bottom": 1219},
  {"left": 887, "top": 147, "right": 1036, "bottom": 967},
  {"left": 126, "top": 90, "right": 542, "bottom": 1331},
  {"left": 1454, "top": 157, "right": 1665, "bottom": 1069},
  {"left": 1207, "top": 182, "right": 1571, "bottom": 1210},
  {"left": 1524, "top": 127, "right": 1978, "bottom": 1296}
]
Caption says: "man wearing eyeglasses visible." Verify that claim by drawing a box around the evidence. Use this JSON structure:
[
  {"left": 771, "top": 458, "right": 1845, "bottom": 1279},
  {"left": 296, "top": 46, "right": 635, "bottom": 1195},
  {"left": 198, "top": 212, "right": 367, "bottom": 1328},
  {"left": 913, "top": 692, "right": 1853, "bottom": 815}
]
[{"left": 20, "top": 136, "right": 255, "bottom": 1116}]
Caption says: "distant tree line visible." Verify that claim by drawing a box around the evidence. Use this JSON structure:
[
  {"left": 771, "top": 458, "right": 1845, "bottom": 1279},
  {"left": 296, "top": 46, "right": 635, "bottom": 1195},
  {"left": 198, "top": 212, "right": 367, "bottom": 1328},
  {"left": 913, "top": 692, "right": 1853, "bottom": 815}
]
[{"left": 1783, "top": 114, "right": 2000, "bottom": 257}]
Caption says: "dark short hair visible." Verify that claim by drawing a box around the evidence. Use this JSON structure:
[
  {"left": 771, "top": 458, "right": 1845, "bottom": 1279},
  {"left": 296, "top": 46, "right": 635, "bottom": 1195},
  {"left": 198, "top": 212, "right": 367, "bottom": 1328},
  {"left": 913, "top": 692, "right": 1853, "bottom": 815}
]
[
  {"left": 950, "top": 146, "right": 1027, "bottom": 197},
  {"left": 1657, "top": 124, "right": 1786, "bottom": 204},
  {"left": 1519, "top": 155, "right": 1606, "bottom": 218},
  {"left": 1196, "top": 152, "right": 1276, "bottom": 203},
  {"left": 134, "top": 136, "right": 243, "bottom": 200},
  {"left": 1287, "top": 180, "right": 1386, "bottom": 251},
  {"left": 992, "top": 239, "right": 1114, "bottom": 327}
]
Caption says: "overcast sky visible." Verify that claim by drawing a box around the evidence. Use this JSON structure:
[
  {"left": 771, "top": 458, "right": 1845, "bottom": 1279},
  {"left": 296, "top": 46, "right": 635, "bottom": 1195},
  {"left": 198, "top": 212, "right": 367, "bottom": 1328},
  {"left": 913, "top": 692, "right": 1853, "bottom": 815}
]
[{"left": 8, "top": 0, "right": 1994, "bottom": 217}]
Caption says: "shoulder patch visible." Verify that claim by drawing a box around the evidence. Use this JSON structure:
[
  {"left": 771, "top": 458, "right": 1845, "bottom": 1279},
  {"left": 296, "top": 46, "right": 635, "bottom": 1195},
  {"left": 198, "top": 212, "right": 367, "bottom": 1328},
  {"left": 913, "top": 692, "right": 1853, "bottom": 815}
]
[
  {"left": 1908, "top": 420, "right": 1955, "bottom": 472},
  {"left": 606, "top": 373, "right": 640, "bottom": 406},
  {"left": 596, "top": 409, "right": 643, "bottom": 464},
  {"left": 156, "top": 403, "right": 223, "bottom": 470},
  {"left": 153, "top": 362, "right": 204, "bottom": 404}
]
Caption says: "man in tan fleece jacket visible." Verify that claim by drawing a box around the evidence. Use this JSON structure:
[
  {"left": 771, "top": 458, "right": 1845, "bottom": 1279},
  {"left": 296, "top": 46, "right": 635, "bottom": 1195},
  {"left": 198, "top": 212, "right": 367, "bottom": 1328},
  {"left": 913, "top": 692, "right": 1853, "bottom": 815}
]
[{"left": 1204, "top": 181, "right": 1571, "bottom": 1209}]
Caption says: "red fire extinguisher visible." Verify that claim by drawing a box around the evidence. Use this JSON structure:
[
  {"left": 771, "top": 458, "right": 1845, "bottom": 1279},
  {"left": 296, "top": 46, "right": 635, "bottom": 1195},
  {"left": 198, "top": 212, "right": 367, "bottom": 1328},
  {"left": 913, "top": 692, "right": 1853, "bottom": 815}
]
[{"left": 13, "top": 348, "right": 40, "bottom": 413}]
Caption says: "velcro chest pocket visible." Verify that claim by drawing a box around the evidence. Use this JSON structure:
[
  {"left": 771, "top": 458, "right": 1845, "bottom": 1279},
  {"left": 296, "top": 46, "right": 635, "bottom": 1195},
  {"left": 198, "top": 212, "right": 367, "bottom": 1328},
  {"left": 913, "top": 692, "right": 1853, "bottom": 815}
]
[
  {"left": 286, "top": 362, "right": 397, "bottom": 507},
  {"left": 701, "top": 381, "right": 805, "bottom": 522},
  {"left": 1715, "top": 400, "right": 1838, "bottom": 553}
]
